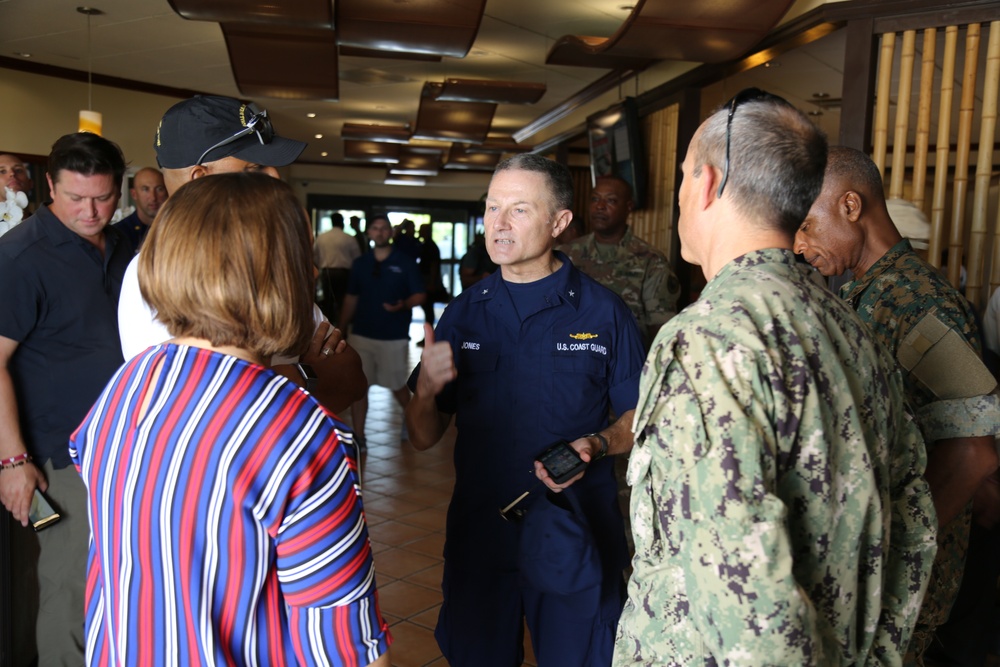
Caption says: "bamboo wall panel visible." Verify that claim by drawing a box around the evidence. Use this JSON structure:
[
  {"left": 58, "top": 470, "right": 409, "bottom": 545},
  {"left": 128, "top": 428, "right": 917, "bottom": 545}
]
[
  {"left": 948, "top": 23, "right": 980, "bottom": 290},
  {"left": 631, "top": 103, "right": 679, "bottom": 259},
  {"left": 873, "top": 32, "right": 895, "bottom": 176},
  {"left": 968, "top": 22, "right": 999, "bottom": 306},
  {"left": 911, "top": 28, "right": 936, "bottom": 209},
  {"left": 875, "top": 22, "right": 998, "bottom": 311},
  {"left": 889, "top": 30, "right": 916, "bottom": 199},
  {"left": 929, "top": 26, "right": 958, "bottom": 267}
]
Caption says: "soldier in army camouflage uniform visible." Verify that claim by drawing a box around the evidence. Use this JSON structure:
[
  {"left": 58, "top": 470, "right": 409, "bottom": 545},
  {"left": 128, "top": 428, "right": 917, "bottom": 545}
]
[
  {"left": 795, "top": 146, "right": 1000, "bottom": 666},
  {"left": 562, "top": 175, "right": 680, "bottom": 349},
  {"left": 614, "top": 90, "right": 938, "bottom": 666}
]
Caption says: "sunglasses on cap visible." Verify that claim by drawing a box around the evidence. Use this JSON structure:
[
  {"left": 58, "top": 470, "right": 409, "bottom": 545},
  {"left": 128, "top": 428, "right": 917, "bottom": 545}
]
[
  {"left": 196, "top": 104, "right": 275, "bottom": 166},
  {"left": 716, "top": 87, "right": 791, "bottom": 199}
]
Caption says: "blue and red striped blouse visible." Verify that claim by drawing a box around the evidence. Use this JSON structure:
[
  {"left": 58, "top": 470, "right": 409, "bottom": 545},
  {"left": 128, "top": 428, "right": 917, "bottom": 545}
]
[{"left": 71, "top": 344, "right": 390, "bottom": 666}]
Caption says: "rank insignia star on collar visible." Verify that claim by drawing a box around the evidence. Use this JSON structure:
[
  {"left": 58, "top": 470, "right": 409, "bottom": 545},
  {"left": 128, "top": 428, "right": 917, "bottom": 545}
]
[
  {"left": 568, "top": 290, "right": 575, "bottom": 297},
  {"left": 482, "top": 288, "right": 489, "bottom": 295}
]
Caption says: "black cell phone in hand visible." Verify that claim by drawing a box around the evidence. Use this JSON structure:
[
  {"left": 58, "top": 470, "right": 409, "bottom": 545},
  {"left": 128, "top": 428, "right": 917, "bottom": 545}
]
[
  {"left": 29, "top": 489, "right": 61, "bottom": 532},
  {"left": 537, "top": 441, "right": 588, "bottom": 485}
]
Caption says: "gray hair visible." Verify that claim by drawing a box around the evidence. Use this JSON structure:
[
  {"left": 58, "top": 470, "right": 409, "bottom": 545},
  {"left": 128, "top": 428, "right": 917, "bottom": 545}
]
[
  {"left": 695, "top": 98, "right": 827, "bottom": 235},
  {"left": 494, "top": 154, "right": 574, "bottom": 213}
]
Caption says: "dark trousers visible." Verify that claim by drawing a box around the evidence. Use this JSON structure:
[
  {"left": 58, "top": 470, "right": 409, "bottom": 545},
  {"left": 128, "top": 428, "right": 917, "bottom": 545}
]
[{"left": 317, "top": 268, "right": 350, "bottom": 323}]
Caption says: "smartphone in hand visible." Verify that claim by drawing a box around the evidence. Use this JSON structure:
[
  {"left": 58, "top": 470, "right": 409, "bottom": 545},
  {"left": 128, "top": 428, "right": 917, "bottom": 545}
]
[
  {"left": 537, "top": 441, "right": 588, "bottom": 485},
  {"left": 29, "top": 488, "right": 61, "bottom": 532}
]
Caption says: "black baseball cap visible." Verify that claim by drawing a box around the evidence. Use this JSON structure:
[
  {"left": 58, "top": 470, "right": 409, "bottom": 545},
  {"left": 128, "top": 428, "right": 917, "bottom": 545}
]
[{"left": 154, "top": 95, "right": 306, "bottom": 169}]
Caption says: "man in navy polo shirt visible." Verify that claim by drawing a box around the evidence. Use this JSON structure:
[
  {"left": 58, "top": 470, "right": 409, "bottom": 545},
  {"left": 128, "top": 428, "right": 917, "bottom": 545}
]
[
  {"left": 0, "top": 132, "right": 132, "bottom": 665},
  {"left": 340, "top": 215, "right": 425, "bottom": 446},
  {"left": 406, "top": 154, "right": 644, "bottom": 666}
]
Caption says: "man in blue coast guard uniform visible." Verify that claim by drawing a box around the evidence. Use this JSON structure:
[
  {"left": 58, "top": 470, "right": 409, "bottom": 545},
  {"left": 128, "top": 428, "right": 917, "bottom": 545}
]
[{"left": 406, "top": 153, "right": 645, "bottom": 666}]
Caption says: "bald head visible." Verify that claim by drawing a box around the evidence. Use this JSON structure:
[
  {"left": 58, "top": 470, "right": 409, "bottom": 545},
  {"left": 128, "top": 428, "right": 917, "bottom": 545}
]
[{"left": 130, "top": 167, "right": 168, "bottom": 226}]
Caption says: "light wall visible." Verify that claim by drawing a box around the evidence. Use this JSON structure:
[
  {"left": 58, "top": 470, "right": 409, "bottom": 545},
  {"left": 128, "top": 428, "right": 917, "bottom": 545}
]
[{"left": 0, "top": 68, "right": 175, "bottom": 169}]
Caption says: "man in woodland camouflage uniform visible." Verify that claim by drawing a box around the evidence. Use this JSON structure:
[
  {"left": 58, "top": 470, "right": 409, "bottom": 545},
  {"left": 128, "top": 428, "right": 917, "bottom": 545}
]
[
  {"left": 562, "top": 175, "right": 679, "bottom": 350},
  {"left": 615, "top": 90, "right": 937, "bottom": 666},
  {"left": 795, "top": 146, "right": 1000, "bottom": 665}
]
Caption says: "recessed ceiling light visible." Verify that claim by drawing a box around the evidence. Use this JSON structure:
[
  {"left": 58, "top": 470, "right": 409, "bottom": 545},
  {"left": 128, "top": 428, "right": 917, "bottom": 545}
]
[
  {"left": 321, "top": 151, "right": 328, "bottom": 157},
  {"left": 13, "top": 52, "right": 31, "bottom": 58},
  {"left": 812, "top": 92, "right": 830, "bottom": 99},
  {"left": 808, "top": 110, "right": 824, "bottom": 116},
  {"left": 763, "top": 61, "right": 780, "bottom": 68},
  {"left": 314, "top": 134, "right": 323, "bottom": 139},
  {"left": 307, "top": 112, "right": 316, "bottom": 118}
]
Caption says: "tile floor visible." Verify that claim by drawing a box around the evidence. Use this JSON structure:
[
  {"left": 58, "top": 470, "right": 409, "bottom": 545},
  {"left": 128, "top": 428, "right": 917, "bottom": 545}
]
[{"left": 341, "top": 317, "right": 537, "bottom": 667}]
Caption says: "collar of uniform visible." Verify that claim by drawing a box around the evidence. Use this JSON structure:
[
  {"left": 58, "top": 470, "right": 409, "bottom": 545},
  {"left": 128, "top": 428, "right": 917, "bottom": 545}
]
[
  {"left": 468, "top": 251, "right": 582, "bottom": 310},
  {"left": 555, "top": 250, "right": 583, "bottom": 309},
  {"left": 704, "top": 247, "right": 798, "bottom": 296},
  {"left": 840, "top": 238, "right": 913, "bottom": 303}
]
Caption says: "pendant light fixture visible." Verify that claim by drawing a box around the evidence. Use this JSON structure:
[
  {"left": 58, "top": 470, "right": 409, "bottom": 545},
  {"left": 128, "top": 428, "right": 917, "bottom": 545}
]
[{"left": 77, "top": 6, "right": 103, "bottom": 135}]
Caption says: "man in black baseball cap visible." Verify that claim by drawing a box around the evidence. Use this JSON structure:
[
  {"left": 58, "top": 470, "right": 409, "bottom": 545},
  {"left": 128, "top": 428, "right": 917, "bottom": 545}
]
[
  {"left": 118, "top": 95, "right": 366, "bottom": 414},
  {"left": 153, "top": 95, "right": 306, "bottom": 194}
]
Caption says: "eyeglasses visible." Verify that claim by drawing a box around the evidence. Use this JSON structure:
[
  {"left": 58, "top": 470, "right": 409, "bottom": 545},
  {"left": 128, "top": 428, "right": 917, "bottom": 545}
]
[
  {"left": 716, "top": 87, "right": 789, "bottom": 199},
  {"left": 196, "top": 104, "right": 274, "bottom": 166}
]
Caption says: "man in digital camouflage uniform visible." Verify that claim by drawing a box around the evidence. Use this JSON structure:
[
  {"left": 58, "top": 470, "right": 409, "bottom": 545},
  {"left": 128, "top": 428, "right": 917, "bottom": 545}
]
[
  {"left": 795, "top": 145, "right": 1000, "bottom": 666},
  {"left": 614, "top": 90, "right": 937, "bottom": 666},
  {"left": 562, "top": 175, "right": 679, "bottom": 350}
]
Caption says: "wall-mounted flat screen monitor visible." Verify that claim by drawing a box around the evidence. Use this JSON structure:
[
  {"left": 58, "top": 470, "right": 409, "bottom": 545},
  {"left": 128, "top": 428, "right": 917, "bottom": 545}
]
[{"left": 587, "top": 97, "right": 646, "bottom": 209}]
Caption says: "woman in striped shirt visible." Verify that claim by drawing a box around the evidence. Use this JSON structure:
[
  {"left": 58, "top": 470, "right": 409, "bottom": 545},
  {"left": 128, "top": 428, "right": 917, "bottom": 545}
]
[{"left": 71, "top": 173, "right": 391, "bottom": 667}]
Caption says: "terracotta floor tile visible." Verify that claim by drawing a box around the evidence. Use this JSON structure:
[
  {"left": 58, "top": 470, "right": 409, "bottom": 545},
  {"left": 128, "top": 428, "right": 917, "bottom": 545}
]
[
  {"left": 368, "top": 520, "right": 432, "bottom": 547},
  {"left": 395, "top": 506, "right": 447, "bottom": 532},
  {"left": 377, "top": 580, "right": 443, "bottom": 619},
  {"left": 406, "top": 562, "right": 444, "bottom": 591},
  {"left": 400, "top": 532, "right": 446, "bottom": 559},
  {"left": 363, "top": 495, "right": 427, "bottom": 518},
  {"left": 387, "top": 620, "right": 442, "bottom": 667},
  {"left": 392, "top": 486, "right": 453, "bottom": 508},
  {"left": 369, "top": 540, "right": 393, "bottom": 555},
  {"left": 362, "top": 477, "right": 410, "bottom": 497},
  {"left": 374, "top": 547, "right": 442, "bottom": 580},
  {"left": 364, "top": 510, "right": 390, "bottom": 527},
  {"left": 408, "top": 603, "right": 441, "bottom": 630}
]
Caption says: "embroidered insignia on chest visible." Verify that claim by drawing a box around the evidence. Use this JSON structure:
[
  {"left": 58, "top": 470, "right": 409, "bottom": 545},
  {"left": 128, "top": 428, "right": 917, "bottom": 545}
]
[
  {"left": 570, "top": 333, "right": 598, "bottom": 340},
  {"left": 568, "top": 290, "right": 575, "bottom": 297}
]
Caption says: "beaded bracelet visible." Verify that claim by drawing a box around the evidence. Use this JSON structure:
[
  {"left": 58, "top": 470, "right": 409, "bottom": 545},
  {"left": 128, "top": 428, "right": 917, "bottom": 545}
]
[{"left": 0, "top": 452, "right": 31, "bottom": 470}]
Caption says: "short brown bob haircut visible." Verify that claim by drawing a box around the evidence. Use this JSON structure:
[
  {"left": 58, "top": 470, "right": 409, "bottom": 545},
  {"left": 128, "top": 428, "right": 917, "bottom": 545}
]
[{"left": 139, "top": 172, "right": 315, "bottom": 360}]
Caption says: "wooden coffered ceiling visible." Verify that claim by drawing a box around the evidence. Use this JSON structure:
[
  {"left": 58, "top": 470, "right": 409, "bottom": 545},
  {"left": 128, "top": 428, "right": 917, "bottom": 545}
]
[
  {"left": 163, "top": 0, "right": 795, "bottom": 176},
  {"left": 0, "top": 0, "right": 841, "bottom": 187}
]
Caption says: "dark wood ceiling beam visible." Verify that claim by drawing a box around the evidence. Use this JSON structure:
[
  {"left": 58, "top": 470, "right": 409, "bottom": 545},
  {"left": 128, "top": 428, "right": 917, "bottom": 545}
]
[
  {"left": 336, "top": 0, "right": 487, "bottom": 58},
  {"left": 222, "top": 24, "right": 339, "bottom": 100},
  {"left": 167, "top": 0, "right": 334, "bottom": 28},
  {"left": 546, "top": 0, "right": 795, "bottom": 68},
  {"left": 413, "top": 82, "right": 496, "bottom": 143}
]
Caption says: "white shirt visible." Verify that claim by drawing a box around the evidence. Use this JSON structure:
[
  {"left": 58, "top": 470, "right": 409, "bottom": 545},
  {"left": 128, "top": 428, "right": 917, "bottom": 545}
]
[
  {"left": 118, "top": 254, "right": 327, "bottom": 364},
  {"left": 313, "top": 227, "right": 361, "bottom": 270}
]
